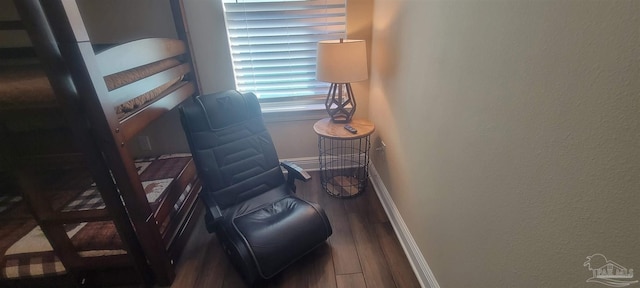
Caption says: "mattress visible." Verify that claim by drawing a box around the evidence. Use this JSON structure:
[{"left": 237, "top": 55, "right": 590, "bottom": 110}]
[{"left": 0, "top": 153, "right": 195, "bottom": 280}]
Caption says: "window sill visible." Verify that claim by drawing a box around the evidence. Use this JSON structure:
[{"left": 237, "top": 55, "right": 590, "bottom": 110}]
[{"left": 261, "top": 102, "right": 328, "bottom": 123}]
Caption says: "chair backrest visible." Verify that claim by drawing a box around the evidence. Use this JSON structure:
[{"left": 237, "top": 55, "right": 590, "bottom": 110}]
[{"left": 179, "top": 90, "right": 284, "bottom": 210}]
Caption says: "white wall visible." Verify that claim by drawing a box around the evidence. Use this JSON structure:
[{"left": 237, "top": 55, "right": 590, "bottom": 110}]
[{"left": 369, "top": 0, "right": 640, "bottom": 287}]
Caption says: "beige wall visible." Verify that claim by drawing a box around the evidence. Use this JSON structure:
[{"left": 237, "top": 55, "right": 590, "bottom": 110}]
[
  {"left": 369, "top": 0, "right": 640, "bottom": 287},
  {"left": 76, "top": 0, "right": 177, "bottom": 44},
  {"left": 0, "top": 0, "right": 176, "bottom": 47},
  {"left": 347, "top": 0, "right": 374, "bottom": 121}
]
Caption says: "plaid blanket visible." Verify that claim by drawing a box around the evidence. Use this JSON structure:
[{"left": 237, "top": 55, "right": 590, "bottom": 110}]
[
  {"left": 3, "top": 252, "right": 65, "bottom": 279},
  {"left": 0, "top": 154, "right": 193, "bottom": 280},
  {"left": 61, "top": 186, "right": 105, "bottom": 212}
]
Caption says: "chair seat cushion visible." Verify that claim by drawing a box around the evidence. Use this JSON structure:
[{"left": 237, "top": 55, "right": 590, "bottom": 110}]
[{"left": 220, "top": 184, "right": 331, "bottom": 279}]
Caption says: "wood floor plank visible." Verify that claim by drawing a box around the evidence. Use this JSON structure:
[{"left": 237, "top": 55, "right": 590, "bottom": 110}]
[
  {"left": 295, "top": 173, "right": 321, "bottom": 202},
  {"left": 306, "top": 243, "right": 337, "bottom": 288},
  {"left": 342, "top": 184, "right": 387, "bottom": 225},
  {"left": 364, "top": 184, "right": 388, "bottom": 224},
  {"left": 311, "top": 177, "right": 362, "bottom": 275},
  {"left": 348, "top": 212, "right": 396, "bottom": 288},
  {"left": 221, "top": 256, "right": 248, "bottom": 288},
  {"left": 376, "top": 222, "right": 421, "bottom": 288},
  {"left": 170, "top": 211, "right": 214, "bottom": 288},
  {"left": 193, "top": 236, "right": 226, "bottom": 288},
  {"left": 342, "top": 189, "right": 369, "bottom": 218},
  {"left": 336, "top": 273, "right": 367, "bottom": 288},
  {"left": 277, "top": 248, "right": 311, "bottom": 288}
]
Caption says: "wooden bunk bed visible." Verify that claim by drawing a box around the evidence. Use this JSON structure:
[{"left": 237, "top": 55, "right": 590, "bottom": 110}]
[{"left": 0, "top": 0, "right": 202, "bottom": 286}]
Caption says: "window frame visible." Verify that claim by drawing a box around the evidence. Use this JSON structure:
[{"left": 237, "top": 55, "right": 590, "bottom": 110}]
[{"left": 220, "top": 0, "right": 347, "bottom": 118}]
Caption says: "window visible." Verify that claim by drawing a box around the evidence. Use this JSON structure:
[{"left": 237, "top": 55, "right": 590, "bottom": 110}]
[{"left": 221, "top": 0, "right": 346, "bottom": 103}]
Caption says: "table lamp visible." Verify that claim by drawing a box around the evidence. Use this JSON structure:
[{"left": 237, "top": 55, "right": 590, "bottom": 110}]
[{"left": 316, "top": 39, "right": 368, "bottom": 123}]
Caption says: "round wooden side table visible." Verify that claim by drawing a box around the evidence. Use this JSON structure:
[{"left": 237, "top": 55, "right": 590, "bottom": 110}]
[{"left": 313, "top": 118, "right": 375, "bottom": 198}]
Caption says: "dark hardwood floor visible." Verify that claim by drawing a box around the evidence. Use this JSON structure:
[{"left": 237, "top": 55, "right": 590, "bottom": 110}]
[{"left": 168, "top": 172, "right": 420, "bottom": 288}]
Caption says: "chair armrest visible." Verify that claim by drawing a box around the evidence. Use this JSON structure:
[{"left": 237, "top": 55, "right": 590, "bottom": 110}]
[
  {"left": 281, "top": 161, "right": 311, "bottom": 182},
  {"left": 281, "top": 161, "right": 311, "bottom": 194}
]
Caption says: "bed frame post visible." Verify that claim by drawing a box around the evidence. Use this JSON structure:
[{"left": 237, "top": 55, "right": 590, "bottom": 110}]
[
  {"left": 41, "top": 0, "right": 178, "bottom": 284},
  {"left": 12, "top": 0, "right": 174, "bottom": 285},
  {"left": 170, "top": 0, "right": 201, "bottom": 96}
]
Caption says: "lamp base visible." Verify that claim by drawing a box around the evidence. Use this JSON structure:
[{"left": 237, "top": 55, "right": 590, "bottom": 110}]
[
  {"left": 330, "top": 117, "right": 350, "bottom": 124},
  {"left": 325, "top": 83, "right": 357, "bottom": 123}
]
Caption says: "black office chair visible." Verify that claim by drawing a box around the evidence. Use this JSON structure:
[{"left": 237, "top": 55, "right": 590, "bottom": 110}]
[{"left": 179, "top": 90, "right": 332, "bottom": 284}]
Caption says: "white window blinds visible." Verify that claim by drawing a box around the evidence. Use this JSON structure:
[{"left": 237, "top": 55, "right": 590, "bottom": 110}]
[{"left": 222, "top": 0, "right": 346, "bottom": 100}]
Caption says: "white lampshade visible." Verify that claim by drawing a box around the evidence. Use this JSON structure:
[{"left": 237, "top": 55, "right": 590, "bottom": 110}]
[{"left": 316, "top": 39, "right": 368, "bottom": 83}]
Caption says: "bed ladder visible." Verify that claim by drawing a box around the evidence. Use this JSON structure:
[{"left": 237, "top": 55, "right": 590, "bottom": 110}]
[{"left": 13, "top": 0, "right": 170, "bottom": 285}]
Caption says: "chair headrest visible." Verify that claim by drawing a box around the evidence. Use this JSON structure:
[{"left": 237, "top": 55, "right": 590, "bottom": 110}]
[{"left": 195, "top": 90, "right": 262, "bottom": 130}]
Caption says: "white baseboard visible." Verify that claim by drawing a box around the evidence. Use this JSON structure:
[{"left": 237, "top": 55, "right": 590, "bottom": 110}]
[{"left": 369, "top": 164, "right": 440, "bottom": 288}]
